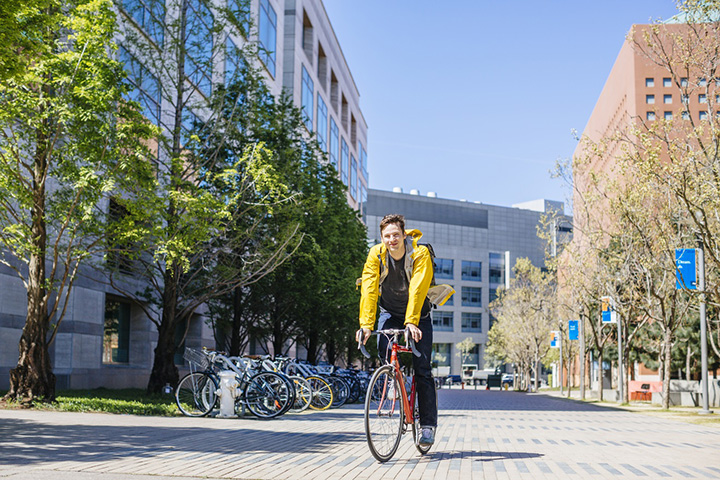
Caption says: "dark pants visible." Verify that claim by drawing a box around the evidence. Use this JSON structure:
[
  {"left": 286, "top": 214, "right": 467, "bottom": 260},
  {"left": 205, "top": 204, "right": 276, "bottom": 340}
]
[{"left": 377, "top": 310, "right": 437, "bottom": 428}]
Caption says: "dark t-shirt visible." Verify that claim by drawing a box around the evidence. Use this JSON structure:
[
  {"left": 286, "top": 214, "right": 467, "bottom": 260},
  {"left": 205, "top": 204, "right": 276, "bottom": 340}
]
[{"left": 379, "top": 252, "right": 431, "bottom": 320}]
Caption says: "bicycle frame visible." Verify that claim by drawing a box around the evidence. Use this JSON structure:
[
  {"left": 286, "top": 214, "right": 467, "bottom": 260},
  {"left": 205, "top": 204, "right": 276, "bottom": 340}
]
[
  {"left": 360, "top": 328, "right": 421, "bottom": 426},
  {"left": 384, "top": 338, "right": 417, "bottom": 426}
]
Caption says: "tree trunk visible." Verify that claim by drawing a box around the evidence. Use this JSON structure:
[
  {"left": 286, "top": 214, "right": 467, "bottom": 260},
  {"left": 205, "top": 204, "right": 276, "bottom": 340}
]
[
  {"left": 661, "top": 328, "right": 673, "bottom": 409},
  {"left": 306, "top": 334, "right": 319, "bottom": 364},
  {"left": 147, "top": 265, "right": 180, "bottom": 394},
  {"left": 685, "top": 345, "right": 692, "bottom": 381},
  {"left": 229, "top": 286, "right": 244, "bottom": 356},
  {"left": 6, "top": 130, "right": 55, "bottom": 403}
]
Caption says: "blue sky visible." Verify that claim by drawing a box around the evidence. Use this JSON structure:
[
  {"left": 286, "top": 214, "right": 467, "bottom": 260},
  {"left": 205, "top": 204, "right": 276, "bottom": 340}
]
[{"left": 322, "top": 1, "right": 680, "bottom": 213}]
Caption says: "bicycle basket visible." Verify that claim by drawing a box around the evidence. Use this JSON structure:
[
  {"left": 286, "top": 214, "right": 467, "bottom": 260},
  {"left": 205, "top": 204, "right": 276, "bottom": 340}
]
[{"left": 183, "top": 347, "right": 209, "bottom": 370}]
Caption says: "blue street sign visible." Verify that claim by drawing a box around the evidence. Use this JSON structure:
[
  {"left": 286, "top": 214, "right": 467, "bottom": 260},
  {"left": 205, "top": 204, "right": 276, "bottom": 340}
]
[
  {"left": 675, "top": 248, "right": 697, "bottom": 290},
  {"left": 568, "top": 320, "right": 579, "bottom": 340}
]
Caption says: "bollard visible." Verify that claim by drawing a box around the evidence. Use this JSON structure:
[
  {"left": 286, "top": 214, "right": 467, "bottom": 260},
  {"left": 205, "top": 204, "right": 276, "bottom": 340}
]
[{"left": 217, "top": 370, "right": 239, "bottom": 418}]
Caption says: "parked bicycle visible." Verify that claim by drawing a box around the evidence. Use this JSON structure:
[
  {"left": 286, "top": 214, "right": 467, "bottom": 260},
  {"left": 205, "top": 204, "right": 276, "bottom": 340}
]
[
  {"left": 358, "top": 328, "right": 431, "bottom": 462},
  {"left": 175, "top": 348, "right": 293, "bottom": 419}
]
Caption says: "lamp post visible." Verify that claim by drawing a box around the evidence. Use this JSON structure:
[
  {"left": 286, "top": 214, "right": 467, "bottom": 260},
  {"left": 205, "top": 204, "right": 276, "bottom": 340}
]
[{"left": 697, "top": 235, "right": 712, "bottom": 414}]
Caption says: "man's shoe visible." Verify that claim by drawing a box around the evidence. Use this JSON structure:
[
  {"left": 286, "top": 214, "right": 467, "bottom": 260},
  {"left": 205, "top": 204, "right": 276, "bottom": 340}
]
[{"left": 418, "top": 426, "right": 435, "bottom": 447}]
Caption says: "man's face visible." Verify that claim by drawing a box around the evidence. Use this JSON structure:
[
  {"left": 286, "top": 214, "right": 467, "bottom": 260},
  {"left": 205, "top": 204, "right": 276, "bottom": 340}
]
[{"left": 381, "top": 223, "right": 405, "bottom": 257}]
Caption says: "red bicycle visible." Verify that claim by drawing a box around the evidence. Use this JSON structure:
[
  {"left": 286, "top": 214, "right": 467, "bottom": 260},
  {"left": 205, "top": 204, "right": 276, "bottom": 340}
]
[{"left": 358, "top": 328, "right": 432, "bottom": 462}]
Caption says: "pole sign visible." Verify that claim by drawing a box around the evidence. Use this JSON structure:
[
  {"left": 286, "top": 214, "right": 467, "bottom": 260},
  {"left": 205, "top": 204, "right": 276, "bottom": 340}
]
[
  {"left": 568, "top": 320, "right": 579, "bottom": 340},
  {"left": 601, "top": 296, "right": 617, "bottom": 324},
  {"left": 550, "top": 331, "right": 559, "bottom": 348},
  {"left": 675, "top": 248, "right": 697, "bottom": 290}
]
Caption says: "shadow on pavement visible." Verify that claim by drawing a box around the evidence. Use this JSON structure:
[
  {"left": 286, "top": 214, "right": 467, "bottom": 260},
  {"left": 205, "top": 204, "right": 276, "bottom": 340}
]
[
  {"left": 425, "top": 450, "right": 544, "bottom": 461},
  {"left": 0, "top": 417, "right": 363, "bottom": 467}
]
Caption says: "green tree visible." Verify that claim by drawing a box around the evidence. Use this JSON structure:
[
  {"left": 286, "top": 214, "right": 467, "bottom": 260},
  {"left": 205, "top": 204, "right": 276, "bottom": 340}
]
[
  {"left": 111, "top": 0, "right": 300, "bottom": 392},
  {"left": 487, "top": 258, "right": 556, "bottom": 392},
  {"left": 0, "top": 0, "right": 157, "bottom": 403}
]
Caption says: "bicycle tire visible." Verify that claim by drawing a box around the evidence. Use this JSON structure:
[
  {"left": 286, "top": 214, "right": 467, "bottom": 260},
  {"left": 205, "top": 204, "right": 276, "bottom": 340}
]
[
  {"left": 275, "top": 372, "right": 297, "bottom": 416},
  {"left": 411, "top": 380, "right": 431, "bottom": 455},
  {"left": 175, "top": 372, "right": 217, "bottom": 417},
  {"left": 328, "top": 376, "right": 349, "bottom": 408},
  {"left": 307, "top": 375, "right": 334, "bottom": 410},
  {"left": 289, "top": 375, "right": 312, "bottom": 413},
  {"left": 364, "top": 365, "right": 404, "bottom": 462},
  {"left": 243, "top": 371, "right": 292, "bottom": 419}
]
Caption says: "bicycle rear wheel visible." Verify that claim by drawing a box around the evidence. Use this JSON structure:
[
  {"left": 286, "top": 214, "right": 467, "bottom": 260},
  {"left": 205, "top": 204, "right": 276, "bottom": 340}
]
[
  {"left": 328, "top": 376, "right": 349, "bottom": 408},
  {"left": 307, "top": 375, "right": 334, "bottom": 410},
  {"left": 244, "top": 371, "right": 292, "bottom": 419},
  {"left": 364, "top": 365, "right": 404, "bottom": 462},
  {"left": 175, "top": 372, "right": 217, "bottom": 417}
]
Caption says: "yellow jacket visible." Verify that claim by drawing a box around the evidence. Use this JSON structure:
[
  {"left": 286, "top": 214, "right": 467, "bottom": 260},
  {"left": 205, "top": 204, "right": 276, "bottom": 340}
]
[{"left": 358, "top": 229, "right": 454, "bottom": 329}]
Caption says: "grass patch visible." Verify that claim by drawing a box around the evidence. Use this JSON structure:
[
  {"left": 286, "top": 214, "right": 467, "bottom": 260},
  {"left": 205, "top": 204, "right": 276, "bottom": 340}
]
[{"left": 2, "top": 388, "right": 179, "bottom": 416}]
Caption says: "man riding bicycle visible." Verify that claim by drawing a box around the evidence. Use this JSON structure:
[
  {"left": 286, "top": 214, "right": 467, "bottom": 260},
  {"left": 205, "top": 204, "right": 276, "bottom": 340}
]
[{"left": 356, "top": 214, "right": 453, "bottom": 448}]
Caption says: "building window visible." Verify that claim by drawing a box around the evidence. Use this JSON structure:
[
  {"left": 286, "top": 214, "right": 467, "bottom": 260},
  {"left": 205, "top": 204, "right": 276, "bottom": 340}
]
[
  {"left": 663, "top": 94, "right": 672, "bottom": 104},
  {"left": 340, "top": 138, "right": 349, "bottom": 185},
  {"left": 645, "top": 78, "right": 654, "bottom": 87},
  {"left": 329, "top": 118, "right": 339, "bottom": 170},
  {"left": 433, "top": 311, "right": 453, "bottom": 332},
  {"left": 350, "top": 155, "right": 358, "bottom": 200},
  {"left": 681, "top": 94, "right": 689, "bottom": 104},
  {"left": 663, "top": 77, "right": 672, "bottom": 87},
  {"left": 664, "top": 111, "right": 672, "bottom": 120},
  {"left": 461, "top": 313, "right": 482, "bottom": 332},
  {"left": 359, "top": 183, "right": 367, "bottom": 216},
  {"left": 681, "top": 77, "right": 689, "bottom": 87},
  {"left": 489, "top": 252, "right": 505, "bottom": 285},
  {"left": 444, "top": 285, "right": 454, "bottom": 305},
  {"left": 434, "top": 258, "right": 454, "bottom": 279},
  {"left": 432, "top": 343, "right": 451, "bottom": 367},
  {"left": 228, "top": 0, "right": 251, "bottom": 37},
  {"left": 185, "top": 0, "right": 213, "bottom": 98},
  {"left": 317, "top": 95, "right": 328, "bottom": 152},
  {"left": 118, "top": 46, "right": 161, "bottom": 126},
  {"left": 461, "top": 261, "right": 482, "bottom": 281},
  {"left": 121, "top": 0, "right": 165, "bottom": 47},
  {"left": 301, "top": 65, "right": 314, "bottom": 131},
  {"left": 461, "top": 287, "right": 482, "bottom": 307},
  {"left": 646, "top": 111, "right": 656, "bottom": 121},
  {"left": 258, "top": 0, "right": 277, "bottom": 76},
  {"left": 103, "top": 299, "right": 131, "bottom": 364},
  {"left": 645, "top": 94, "right": 655, "bottom": 104},
  {"left": 225, "top": 38, "right": 245, "bottom": 88},
  {"left": 698, "top": 77, "right": 707, "bottom": 87},
  {"left": 700, "top": 111, "right": 708, "bottom": 120},
  {"left": 682, "top": 111, "right": 690, "bottom": 120},
  {"left": 359, "top": 143, "right": 368, "bottom": 182},
  {"left": 699, "top": 94, "right": 707, "bottom": 104},
  {"left": 716, "top": 94, "right": 720, "bottom": 103}
]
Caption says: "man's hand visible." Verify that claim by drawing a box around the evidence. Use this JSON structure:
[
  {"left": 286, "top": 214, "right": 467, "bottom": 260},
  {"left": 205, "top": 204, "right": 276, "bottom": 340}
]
[
  {"left": 356, "top": 328, "right": 371, "bottom": 345},
  {"left": 406, "top": 323, "right": 422, "bottom": 343}
]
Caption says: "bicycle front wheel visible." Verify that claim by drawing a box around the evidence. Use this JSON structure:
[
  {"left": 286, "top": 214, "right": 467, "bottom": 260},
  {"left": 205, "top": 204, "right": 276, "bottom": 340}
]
[
  {"left": 244, "top": 371, "right": 292, "bottom": 419},
  {"left": 364, "top": 365, "right": 404, "bottom": 462},
  {"left": 307, "top": 375, "right": 334, "bottom": 410},
  {"left": 175, "top": 372, "right": 217, "bottom": 417}
]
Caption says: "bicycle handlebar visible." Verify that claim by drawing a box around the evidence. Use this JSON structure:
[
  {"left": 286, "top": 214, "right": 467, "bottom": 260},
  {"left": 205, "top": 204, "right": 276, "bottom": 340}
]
[{"left": 357, "top": 328, "right": 422, "bottom": 359}]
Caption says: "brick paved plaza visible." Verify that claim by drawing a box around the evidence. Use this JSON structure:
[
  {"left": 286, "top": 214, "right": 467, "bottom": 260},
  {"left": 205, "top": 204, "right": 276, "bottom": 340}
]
[{"left": 1, "top": 389, "right": 719, "bottom": 480}]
